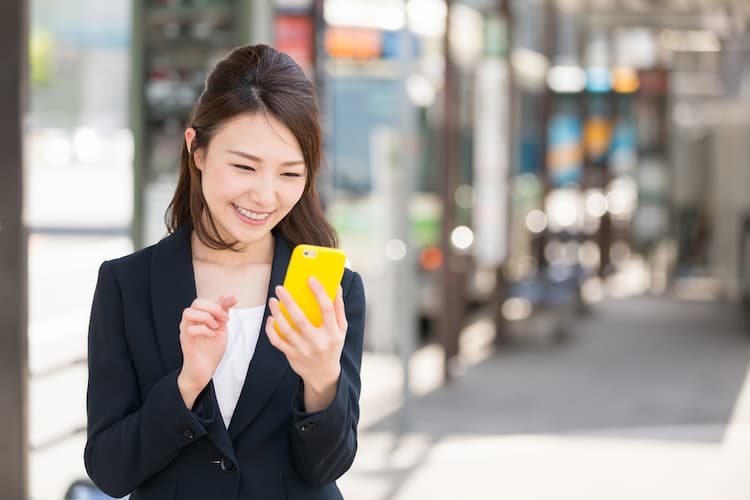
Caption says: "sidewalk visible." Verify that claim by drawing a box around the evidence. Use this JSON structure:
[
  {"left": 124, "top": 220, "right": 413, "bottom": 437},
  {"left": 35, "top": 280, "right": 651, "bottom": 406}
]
[
  {"left": 341, "top": 296, "right": 750, "bottom": 500},
  {"left": 27, "top": 230, "right": 750, "bottom": 499}
]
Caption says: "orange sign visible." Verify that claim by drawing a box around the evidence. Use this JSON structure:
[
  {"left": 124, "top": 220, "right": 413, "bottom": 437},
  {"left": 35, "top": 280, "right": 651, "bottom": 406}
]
[{"left": 324, "top": 27, "right": 382, "bottom": 59}]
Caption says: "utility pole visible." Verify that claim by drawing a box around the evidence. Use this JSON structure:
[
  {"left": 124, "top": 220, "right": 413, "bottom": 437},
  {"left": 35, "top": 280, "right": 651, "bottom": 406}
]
[
  {"left": 395, "top": 17, "right": 419, "bottom": 424},
  {"left": 0, "top": 0, "right": 29, "bottom": 498},
  {"left": 129, "top": 0, "right": 146, "bottom": 249},
  {"left": 439, "top": 0, "right": 464, "bottom": 380},
  {"left": 495, "top": 0, "right": 514, "bottom": 347},
  {"left": 473, "top": 0, "right": 513, "bottom": 348}
]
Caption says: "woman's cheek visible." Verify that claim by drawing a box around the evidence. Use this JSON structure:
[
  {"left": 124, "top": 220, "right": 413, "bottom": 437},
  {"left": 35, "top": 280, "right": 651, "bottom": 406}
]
[{"left": 292, "top": 182, "right": 306, "bottom": 202}]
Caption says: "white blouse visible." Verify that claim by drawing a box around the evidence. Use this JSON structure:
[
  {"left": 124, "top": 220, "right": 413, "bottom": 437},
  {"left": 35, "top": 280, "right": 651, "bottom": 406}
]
[{"left": 212, "top": 305, "right": 265, "bottom": 428}]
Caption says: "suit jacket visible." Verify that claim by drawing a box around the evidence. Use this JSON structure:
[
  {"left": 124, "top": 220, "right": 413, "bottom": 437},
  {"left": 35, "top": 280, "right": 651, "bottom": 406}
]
[{"left": 84, "top": 224, "right": 366, "bottom": 500}]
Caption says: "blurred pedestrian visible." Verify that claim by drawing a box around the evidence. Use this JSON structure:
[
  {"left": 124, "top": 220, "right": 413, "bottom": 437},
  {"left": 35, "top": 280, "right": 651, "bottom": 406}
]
[{"left": 84, "top": 44, "right": 366, "bottom": 500}]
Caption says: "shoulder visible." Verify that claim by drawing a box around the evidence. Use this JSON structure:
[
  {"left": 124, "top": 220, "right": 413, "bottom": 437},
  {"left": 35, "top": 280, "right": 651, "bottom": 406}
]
[
  {"left": 103, "top": 243, "right": 156, "bottom": 279},
  {"left": 341, "top": 267, "right": 364, "bottom": 300},
  {"left": 104, "top": 225, "right": 190, "bottom": 279}
]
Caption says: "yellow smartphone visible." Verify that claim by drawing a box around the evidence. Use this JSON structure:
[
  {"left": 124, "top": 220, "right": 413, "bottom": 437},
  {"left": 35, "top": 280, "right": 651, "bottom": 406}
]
[{"left": 275, "top": 244, "right": 346, "bottom": 336}]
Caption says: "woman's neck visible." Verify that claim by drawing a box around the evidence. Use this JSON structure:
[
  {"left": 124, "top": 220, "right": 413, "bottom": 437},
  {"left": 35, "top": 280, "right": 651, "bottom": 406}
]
[{"left": 190, "top": 230, "right": 274, "bottom": 267}]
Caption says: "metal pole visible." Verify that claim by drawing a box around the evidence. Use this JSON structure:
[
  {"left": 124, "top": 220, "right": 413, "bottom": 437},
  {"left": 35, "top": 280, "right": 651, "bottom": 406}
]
[
  {"left": 0, "top": 0, "right": 29, "bottom": 497},
  {"left": 129, "top": 0, "right": 146, "bottom": 249},
  {"left": 313, "top": 0, "right": 335, "bottom": 210},
  {"left": 396, "top": 20, "right": 418, "bottom": 424},
  {"left": 495, "top": 0, "right": 513, "bottom": 347},
  {"left": 439, "top": 0, "right": 463, "bottom": 380},
  {"left": 536, "top": 0, "right": 556, "bottom": 270}
]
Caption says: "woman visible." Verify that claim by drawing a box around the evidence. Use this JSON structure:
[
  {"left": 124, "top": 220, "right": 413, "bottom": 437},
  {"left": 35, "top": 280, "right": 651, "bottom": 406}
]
[{"left": 84, "top": 44, "right": 365, "bottom": 500}]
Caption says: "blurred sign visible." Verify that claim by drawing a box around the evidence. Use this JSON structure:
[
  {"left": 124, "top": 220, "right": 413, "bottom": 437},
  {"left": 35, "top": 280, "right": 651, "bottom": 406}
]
[
  {"left": 584, "top": 116, "right": 611, "bottom": 163},
  {"left": 612, "top": 67, "right": 639, "bottom": 94},
  {"left": 275, "top": 15, "right": 315, "bottom": 75},
  {"left": 518, "top": 92, "right": 543, "bottom": 175},
  {"left": 584, "top": 93, "right": 611, "bottom": 164},
  {"left": 609, "top": 114, "right": 637, "bottom": 176},
  {"left": 547, "top": 110, "right": 583, "bottom": 186},
  {"left": 324, "top": 27, "right": 382, "bottom": 59}
]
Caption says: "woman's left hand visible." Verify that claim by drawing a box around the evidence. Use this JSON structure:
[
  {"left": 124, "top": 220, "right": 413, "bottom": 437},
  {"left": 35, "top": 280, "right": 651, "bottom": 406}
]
[{"left": 265, "top": 277, "right": 348, "bottom": 413}]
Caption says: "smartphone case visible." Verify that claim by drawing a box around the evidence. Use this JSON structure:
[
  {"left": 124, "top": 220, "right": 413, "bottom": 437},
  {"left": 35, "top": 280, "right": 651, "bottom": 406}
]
[{"left": 276, "top": 244, "right": 346, "bottom": 335}]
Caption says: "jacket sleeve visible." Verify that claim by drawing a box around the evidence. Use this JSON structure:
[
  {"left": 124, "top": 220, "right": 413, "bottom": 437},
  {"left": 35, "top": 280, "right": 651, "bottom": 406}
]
[
  {"left": 84, "top": 261, "right": 216, "bottom": 498},
  {"left": 290, "top": 271, "right": 366, "bottom": 486}
]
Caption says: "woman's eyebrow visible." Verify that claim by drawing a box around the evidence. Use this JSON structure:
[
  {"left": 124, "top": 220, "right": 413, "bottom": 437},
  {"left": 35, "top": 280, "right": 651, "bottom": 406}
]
[{"left": 226, "top": 149, "right": 305, "bottom": 166}]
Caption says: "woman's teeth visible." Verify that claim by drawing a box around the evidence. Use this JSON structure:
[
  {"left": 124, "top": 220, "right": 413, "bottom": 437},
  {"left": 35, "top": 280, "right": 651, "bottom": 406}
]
[{"left": 234, "top": 204, "right": 270, "bottom": 220}]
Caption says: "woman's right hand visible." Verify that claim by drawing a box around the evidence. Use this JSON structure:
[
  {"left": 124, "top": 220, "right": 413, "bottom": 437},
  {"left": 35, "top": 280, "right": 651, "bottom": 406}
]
[{"left": 177, "top": 295, "right": 237, "bottom": 409}]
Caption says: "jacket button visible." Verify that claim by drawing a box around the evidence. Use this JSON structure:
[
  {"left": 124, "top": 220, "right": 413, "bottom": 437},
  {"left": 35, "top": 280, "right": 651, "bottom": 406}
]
[
  {"left": 300, "top": 423, "right": 318, "bottom": 432},
  {"left": 220, "top": 458, "right": 235, "bottom": 472},
  {"left": 182, "top": 428, "right": 195, "bottom": 440}
]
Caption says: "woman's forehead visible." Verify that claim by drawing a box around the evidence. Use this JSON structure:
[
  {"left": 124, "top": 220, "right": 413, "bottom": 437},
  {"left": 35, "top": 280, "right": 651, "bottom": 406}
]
[{"left": 212, "top": 113, "right": 303, "bottom": 159}]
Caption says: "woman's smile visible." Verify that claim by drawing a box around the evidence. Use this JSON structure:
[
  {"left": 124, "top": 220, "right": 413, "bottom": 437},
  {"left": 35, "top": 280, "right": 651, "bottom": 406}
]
[{"left": 232, "top": 202, "right": 273, "bottom": 225}]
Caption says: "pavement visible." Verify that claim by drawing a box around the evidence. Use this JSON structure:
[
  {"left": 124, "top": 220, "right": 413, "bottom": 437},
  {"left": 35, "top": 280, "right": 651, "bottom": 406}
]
[{"left": 339, "top": 296, "right": 750, "bottom": 500}]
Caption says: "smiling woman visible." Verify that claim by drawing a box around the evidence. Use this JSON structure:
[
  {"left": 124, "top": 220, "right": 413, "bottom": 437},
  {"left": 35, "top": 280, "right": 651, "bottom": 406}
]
[
  {"left": 168, "top": 45, "right": 337, "bottom": 251},
  {"left": 84, "top": 44, "right": 366, "bottom": 500},
  {"left": 184, "top": 113, "right": 308, "bottom": 251}
]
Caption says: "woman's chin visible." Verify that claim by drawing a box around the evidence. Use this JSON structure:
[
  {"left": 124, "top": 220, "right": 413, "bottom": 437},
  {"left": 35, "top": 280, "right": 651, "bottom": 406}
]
[{"left": 226, "top": 221, "right": 274, "bottom": 246}]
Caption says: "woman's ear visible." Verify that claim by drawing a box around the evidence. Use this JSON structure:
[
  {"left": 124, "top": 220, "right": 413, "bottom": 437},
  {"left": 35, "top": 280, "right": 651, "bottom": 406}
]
[{"left": 184, "top": 127, "right": 203, "bottom": 170}]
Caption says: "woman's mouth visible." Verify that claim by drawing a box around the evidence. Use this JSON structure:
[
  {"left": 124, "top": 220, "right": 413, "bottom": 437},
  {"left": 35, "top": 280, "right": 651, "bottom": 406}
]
[{"left": 232, "top": 203, "right": 272, "bottom": 224}]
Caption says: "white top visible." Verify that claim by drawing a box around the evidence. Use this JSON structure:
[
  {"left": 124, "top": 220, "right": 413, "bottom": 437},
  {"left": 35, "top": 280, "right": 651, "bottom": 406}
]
[{"left": 212, "top": 305, "right": 265, "bottom": 428}]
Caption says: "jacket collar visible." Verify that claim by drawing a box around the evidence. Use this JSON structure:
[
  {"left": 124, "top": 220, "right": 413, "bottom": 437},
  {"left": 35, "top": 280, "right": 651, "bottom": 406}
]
[{"left": 150, "top": 224, "right": 293, "bottom": 441}]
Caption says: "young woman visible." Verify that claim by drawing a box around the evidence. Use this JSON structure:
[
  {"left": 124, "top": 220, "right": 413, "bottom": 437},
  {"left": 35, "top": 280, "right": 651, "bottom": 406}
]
[{"left": 84, "top": 44, "right": 365, "bottom": 500}]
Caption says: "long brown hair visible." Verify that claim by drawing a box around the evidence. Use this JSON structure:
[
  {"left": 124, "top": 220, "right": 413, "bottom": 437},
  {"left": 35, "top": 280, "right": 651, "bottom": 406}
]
[{"left": 166, "top": 44, "right": 338, "bottom": 249}]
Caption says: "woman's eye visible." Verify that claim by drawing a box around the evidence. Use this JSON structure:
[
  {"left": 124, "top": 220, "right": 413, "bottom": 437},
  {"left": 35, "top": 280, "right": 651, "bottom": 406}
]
[
  {"left": 233, "top": 164, "right": 255, "bottom": 171},
  {"left": 283, "top": 173, "right": 303, "bottom": 178}
]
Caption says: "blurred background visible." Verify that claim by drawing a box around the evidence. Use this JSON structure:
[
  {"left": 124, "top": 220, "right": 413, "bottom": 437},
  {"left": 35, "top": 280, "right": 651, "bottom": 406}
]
[{"left": 5, "top": 0, "right": 750, "bottom": 498}]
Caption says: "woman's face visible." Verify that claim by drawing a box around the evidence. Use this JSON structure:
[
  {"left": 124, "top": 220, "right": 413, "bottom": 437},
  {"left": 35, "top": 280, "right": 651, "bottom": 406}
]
[{"left": 189, "top": 113, "right": 307, "bottom": 248}]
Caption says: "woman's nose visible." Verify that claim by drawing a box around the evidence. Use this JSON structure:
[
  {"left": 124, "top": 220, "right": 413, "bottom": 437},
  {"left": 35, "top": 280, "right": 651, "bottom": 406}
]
[{"left": 248, "top": 173, "right": 276, "bottom": 206}]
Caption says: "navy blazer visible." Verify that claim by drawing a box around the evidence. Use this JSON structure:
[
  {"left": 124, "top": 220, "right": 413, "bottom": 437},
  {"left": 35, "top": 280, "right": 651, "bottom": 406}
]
[{"left": 84, "top": 224, "right": 366, "bottom": 499}]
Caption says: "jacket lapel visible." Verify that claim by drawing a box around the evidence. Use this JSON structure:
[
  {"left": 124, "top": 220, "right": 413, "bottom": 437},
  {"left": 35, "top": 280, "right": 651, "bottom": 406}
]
[
  {"left": 228, "top": 232, "right": 292, "bottom": 440},
  {"left": 150, "top": 224, "right": 195, "bottom": 375},
  {"left": 149, "top": 224, "right": 237, "bottom": 462}
]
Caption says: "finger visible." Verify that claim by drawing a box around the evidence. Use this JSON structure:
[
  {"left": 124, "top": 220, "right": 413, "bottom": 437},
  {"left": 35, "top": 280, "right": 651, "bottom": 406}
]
[
  {"left": 191, "top": 298, "right": 230, "bottom": 322},
  {"left": 184, "top": 323, "right": 216, "bottom": 338},
  {"left": 308, "top": 277, "right": 337, "bottom": 329},
  {"left": 183, "top": 309, "right": 220, "bottom": 329},
  {"left": 265, "top": 314, "right": 307, "bottom": 360},
  {"left": 265, "top": 316, "right": 296, "bottom": 357},
  {"left": 218, "top": 295, "right": 238, "bottom": 312},
  {"left": 268, "top": 296, "right": 297, "bottom": 335},
  {"left": 275, "top": 285, "right": 314, "bottom": 333},
  {"left": 334, "top": 287, "right": 348, "bottom": 333},
  {"left": 268, "top": 297, "right": 309, "bottom": 355}
]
